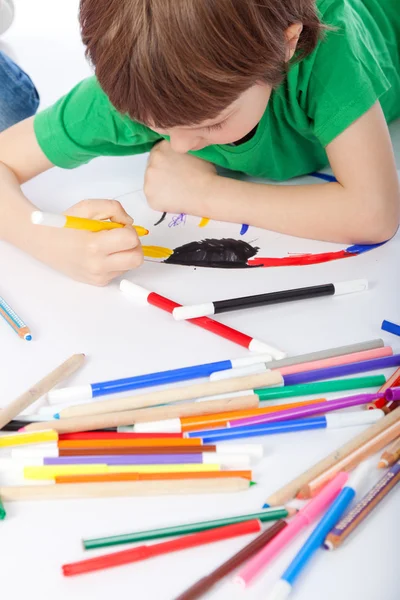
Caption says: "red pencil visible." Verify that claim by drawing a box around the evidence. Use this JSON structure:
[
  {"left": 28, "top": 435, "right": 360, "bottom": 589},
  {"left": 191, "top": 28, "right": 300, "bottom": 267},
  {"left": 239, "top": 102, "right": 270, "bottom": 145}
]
[
  {"left": 120, "top": 281, "right": 285, "bottom": 359},
  {"left": 59, "top": 432, "right": 183, "bottom": 441},
  {"left": 62, "top": 519, "right": 262, "bottom": 576}
]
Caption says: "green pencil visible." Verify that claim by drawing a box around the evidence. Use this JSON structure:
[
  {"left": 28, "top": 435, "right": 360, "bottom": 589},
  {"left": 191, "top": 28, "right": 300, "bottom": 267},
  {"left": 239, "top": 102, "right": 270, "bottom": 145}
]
[
  {"left": 255, "top": 374, "right": 386, "bottom": 401},
  {"left": 0, "top": 495, "right": 6, "bottom": 520},
  {"left": 83, "top": 506, "right": 293, "bottom": 550}
]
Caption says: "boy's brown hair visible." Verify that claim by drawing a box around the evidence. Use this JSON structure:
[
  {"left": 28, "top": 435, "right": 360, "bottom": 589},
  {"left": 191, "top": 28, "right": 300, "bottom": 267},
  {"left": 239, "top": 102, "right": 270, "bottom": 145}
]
[{"left": 80, "top": 0, "right": 322, "bottom": 128}]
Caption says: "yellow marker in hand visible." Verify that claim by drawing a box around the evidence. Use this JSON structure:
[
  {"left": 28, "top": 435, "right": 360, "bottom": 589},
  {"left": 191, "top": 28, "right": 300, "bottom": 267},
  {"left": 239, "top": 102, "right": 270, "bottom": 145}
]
[{"left": 31, "top": 211, "right": 149, "bottom": 237}]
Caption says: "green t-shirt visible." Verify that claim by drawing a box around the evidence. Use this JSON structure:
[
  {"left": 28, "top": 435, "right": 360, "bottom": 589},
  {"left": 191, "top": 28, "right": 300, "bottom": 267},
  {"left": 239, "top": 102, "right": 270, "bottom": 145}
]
[{"left": 34, "top": 0, "right": 400, "bottom": 181}]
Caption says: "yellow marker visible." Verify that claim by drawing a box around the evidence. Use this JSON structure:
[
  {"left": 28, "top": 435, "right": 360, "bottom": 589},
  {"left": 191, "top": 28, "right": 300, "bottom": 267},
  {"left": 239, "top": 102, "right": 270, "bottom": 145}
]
[
  {"left": 0, "top": 430, "right": 58, "bottom": 448},
  {"left": 31, "top": 211, "right": 149, "bottom": 237},
  {"left": 24, "top": 464, "right": 220, "bottom": 480}
]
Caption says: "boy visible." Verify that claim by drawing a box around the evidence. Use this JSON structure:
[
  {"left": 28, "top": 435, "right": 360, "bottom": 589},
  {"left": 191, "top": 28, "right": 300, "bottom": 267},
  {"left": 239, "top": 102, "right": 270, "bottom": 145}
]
[{"left": 0, "top": 0, "right": 399, "bottom": 286}]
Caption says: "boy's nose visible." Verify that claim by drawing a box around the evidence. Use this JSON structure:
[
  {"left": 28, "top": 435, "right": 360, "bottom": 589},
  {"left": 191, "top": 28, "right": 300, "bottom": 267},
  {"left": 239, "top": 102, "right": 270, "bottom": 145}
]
[{"left": 169, "top": 132, "right": 201, "bottom": 154}]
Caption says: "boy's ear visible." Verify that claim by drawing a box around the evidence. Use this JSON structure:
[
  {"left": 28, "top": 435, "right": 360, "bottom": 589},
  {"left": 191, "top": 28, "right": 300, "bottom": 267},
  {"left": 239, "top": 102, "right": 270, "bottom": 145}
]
[{"left": 285, "top": 23, "right": 304, "bottom": 61}]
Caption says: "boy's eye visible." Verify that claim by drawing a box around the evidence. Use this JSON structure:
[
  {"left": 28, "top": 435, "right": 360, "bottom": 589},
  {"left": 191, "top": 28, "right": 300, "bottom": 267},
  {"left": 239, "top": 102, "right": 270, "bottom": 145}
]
[{"left": 206, "top": 119, "right": 227, "bottom": 132}]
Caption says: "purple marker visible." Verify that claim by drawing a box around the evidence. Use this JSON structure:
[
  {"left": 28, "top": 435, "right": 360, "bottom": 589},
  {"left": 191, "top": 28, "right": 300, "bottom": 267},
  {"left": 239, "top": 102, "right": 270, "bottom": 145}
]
[
  {"left": 231, "top": 393, "right": 383, "bottom": 428},
  {"left": 385, "top": 387, "right": 400, "bottom": 401},
  {"left": 42, "top": 453, "right": 249, "bottom": 467},
  {"left": 283, "top": 354, "right": 400, "bottom": 386}
]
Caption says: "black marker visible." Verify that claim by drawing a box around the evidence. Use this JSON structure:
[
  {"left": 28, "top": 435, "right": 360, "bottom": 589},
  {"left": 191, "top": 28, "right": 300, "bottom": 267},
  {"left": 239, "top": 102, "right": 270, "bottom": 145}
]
[{"left": 172, "top": 280, "right": 368, "bottom": 320}]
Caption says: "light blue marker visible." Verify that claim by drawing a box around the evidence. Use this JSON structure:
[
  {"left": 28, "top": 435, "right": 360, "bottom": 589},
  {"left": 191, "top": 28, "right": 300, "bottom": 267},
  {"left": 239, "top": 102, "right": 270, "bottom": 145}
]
[{"left": 267, "top": 463, "right": 371, "bottom": 600}]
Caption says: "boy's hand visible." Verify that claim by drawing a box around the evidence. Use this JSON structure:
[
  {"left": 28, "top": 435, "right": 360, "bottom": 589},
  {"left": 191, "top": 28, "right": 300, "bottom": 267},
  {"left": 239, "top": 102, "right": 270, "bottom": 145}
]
[
  {"left": 30, "top": 199, "right": 143, "bottom": 286},
  {"left": 144, "top": 141, "right": 217, "bottom": 216}
]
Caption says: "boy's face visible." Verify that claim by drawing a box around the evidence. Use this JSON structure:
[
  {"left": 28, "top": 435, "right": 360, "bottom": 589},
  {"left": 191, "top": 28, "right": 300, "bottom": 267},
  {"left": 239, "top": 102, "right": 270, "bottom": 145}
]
[{"left": 150, "top": 83, "right": 272, "bottom": 153}]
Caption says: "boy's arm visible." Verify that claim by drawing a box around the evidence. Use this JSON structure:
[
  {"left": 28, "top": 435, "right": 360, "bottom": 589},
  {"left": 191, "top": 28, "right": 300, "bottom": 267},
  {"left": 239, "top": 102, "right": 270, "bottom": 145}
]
[
  {"left": 146, "top": 103, "right": 399, "bottom": 244},
  {"left": 0, "top": 117, "right": 143, "bottom": 285}
]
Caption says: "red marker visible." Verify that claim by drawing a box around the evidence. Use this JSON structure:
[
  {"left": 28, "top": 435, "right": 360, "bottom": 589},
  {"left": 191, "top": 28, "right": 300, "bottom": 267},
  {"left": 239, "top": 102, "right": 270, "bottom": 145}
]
[
  {"left": 120, "top": 281, "right": 285, "bottom": 359},
  {"left": 62, "top": 519, "right": 262, "bottom": 576}
]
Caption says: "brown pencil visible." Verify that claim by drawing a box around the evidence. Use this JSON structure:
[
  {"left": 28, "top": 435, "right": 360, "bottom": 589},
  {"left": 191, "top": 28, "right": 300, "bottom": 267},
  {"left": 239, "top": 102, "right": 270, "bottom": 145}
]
[
  {"left": 55, "top": 470, "right": 253, "bottom": 484},
  {"left": 378, "top": 437, "right": 400, "bottom": 468},
  {"left": 264, "top": 405, "right": 400, "bottom": 506},
  {"left": 23, "top": 395, "right": 259, "bottom": 434},
  {"left": 298, "top": 412, "right": 400, "bottom": 498},
  {"left": 324, "top": 460, "right": 400, "bottom": 550},
  {"left": 0, "top": 477, "right": 251, "bottom": 501},
  {"left": 0, "top": 354, "right": 85, "bottom": 430},
  {"left": 58, "top": 370, "right": 282, "bottom": 419}
]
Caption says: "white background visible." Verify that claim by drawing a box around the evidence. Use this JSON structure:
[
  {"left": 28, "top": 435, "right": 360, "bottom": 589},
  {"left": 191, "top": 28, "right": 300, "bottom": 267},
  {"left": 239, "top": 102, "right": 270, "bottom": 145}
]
[{"left": 0, "top": 2, "right": 399, "bottom": 599}]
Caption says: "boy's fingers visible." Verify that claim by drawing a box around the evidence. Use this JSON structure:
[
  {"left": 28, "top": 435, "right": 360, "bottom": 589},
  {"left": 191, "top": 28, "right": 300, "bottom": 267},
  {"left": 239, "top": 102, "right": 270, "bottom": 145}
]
[
  {"left": 105, "top": 248, "right": 144, "bottom": 272},
  {"left": 88, "top": 226, "right": 140, "bottom": 254},
  {"left": 65, "top": 199, "right": 134, "bottom": 225}
]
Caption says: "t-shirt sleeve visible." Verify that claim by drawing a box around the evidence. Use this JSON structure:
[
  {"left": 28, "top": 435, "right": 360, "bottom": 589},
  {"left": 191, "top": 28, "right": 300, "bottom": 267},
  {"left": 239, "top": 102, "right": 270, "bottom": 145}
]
[
  {"left": 299, "top": 1, "right": 391, "bottom": 147},
  {"left": 33, "top": 77, "right": 162, "bottom": 168}
]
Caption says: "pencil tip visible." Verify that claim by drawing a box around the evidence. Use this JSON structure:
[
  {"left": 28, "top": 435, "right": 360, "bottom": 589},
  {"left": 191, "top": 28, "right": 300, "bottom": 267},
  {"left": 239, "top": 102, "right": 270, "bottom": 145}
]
[
  {"left": 54, "top": 414, "right": 60, "bottom": 420},
  {"left": 262, "top": 503, "right": 270, "bottom": 509},
  {"left": 18, "top": 427, "right": 26, "bottom": 432},
  {"left": 25, "top": 335, "right": 32, "bottom": 341},
  {"left": 377, "top": 460, "right": 387, "bottom": 468},
  {"left": 250, "top": 481, "right": 257, "bottom": 487}
]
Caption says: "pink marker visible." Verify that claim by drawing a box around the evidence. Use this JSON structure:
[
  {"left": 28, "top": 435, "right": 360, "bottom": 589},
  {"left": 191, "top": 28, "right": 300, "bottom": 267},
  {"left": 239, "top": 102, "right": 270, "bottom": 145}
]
[{"left": 234, "top": 471, "right": 348, "bottom": 588}]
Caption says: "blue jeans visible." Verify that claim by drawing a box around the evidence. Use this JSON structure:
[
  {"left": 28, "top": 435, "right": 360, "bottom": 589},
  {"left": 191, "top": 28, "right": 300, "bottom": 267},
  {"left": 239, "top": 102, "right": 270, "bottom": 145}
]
[{"left": 0, "top": 51, "right": 39, "bottom": 132}]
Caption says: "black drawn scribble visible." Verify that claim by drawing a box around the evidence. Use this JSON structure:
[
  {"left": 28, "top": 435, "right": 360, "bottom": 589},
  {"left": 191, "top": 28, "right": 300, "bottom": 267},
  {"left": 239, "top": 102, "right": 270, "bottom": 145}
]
[
  {"left": 164, "top": 238, "right": 260, "bottom": 268},
  {"left": 154, "top": 212, "right": 167, "bottom": 226}
]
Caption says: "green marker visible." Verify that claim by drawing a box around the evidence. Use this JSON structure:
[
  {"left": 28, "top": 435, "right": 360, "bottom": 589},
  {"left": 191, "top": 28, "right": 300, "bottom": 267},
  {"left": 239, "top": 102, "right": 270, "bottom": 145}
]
[
  {"left": 255, "top": 374, "right": 386, "bottom": 401},
  {"left": 0, "top": 496, "right": 6, "bottom": 520},
  {"left": 83, "top": 506, "right": 291, "bottom": 550}
]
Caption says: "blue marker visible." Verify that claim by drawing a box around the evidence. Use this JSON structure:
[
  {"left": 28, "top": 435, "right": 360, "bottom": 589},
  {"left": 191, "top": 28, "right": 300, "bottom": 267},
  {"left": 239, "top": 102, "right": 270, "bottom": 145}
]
[
  {"left": 47, "top": 353, "right": 272, "bottom": 404},
  {"left": 382, "top": 319, "right": 400, "bottom": 338},
  {"left": 267, "top": 463, "right": 371, "bottom": 600},
  {"left": 186, "top": 411, "right": 383, "bottom": 443}
]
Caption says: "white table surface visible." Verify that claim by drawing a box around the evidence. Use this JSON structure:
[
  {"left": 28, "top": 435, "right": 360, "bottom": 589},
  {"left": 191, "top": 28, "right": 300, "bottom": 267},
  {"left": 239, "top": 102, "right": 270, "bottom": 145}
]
[{"left": 0, "top": 2, "right": 399, "bottom": 599}]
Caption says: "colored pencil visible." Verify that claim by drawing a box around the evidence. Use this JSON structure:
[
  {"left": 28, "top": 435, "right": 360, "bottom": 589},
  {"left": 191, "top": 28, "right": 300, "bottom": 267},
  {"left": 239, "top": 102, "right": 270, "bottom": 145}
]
[
  {"left": 84, "top": 508, "right": 292, "bottom": 550},
  {"left": 0, "top": 494, "right": 5, "bottom": 520},
  {"left": 59, "top": 438, "right": 202, "bottom": 448},
  {"left": 0, "top": 477, "right": 252, "bottom": 501},
  {"left": 268, "top": 464, "right": 371, "bottom": 599},
  {"left": 23, "top": 395, "right": 259, "bottom": 434},
  {"left": 191, "top": 411, "right": 384, "bottom": 444},
  {"left": 378, "top": 437, "right": 400, "bottom": 468},
  {"left": 381, "top": 319, "right": 400, "bottom": 337},
  {"left": 63, "top": 519, "right": 262, "bottom": 577},
  {"left": 263, "top": 405, "right": 400, "bottom": 506},
  {"left": 324, "top": 460, "right": 400, "bottom": 550},
  {"left": 55, "top": 470, "right": 253, "bottom": 484},
  {"left": 31, "top": 210, "right": 149, "bottom": 237},
  {"left": 366, "top": 367, "right": 400, "bottom": 410},
  {"left": 231, "top": 393, "right": 383, "bottom": 428},
  {"left": 24, "top": 464, "right": 222, "bottom": 480},
  {"left": 0, "top": 293, "right": 32, "bottom": 340},
  {"left": 297, "top": 406, "right": 400, "bottom": 499},
  {"left": 41, "top": 452, "right": 250, "bottom": 467},
  {"left": 57, "top": 371, "right": 279, "bottom": 419},
  {"left": 48, "top": 354, "right": 272, "bottom": 403},
  {"left": 0, "top": 354, "right": 85, "bottom": 430},
  {"left": 234, "top": 472, "right": 348, "bottom": 587},
  {"left": 255, "top": 375, "right": 385, "bottom": 401},
  {"left": 172, "top": 280, "right": 368, "bottom": 320},
  {"left": 175, "top": 520, "right": 287, "bottom": 600},
  {"left": 0, "top": 430, "right": 58, "bottom": 448},
  {"left": 120, "top": 279, "right": 286, "bottom": 358},
  {"left": 282, "top": 354, "right": 400, "bottom": 387},
  {"left": 133, "top": 398, "right": 328, "bottom": 433},
  {"left": 1, "top": 420, "right": 41, "bottom": 432}
]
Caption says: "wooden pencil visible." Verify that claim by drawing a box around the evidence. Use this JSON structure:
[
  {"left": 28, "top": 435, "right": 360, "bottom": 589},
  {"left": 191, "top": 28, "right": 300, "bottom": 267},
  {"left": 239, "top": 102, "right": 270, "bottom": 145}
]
[
  {"left": 0, "top": 354, "right": 85, "bottom": 429},
  {"left": 55, "top": 470, "right": 253, "bottom": 484},
  {"left": 264, "top": 405, "right": 400, "bottom": 506},
  {"left": 23, "top": 395, "right": 259, "bottom": 434},
  {"left": 298, "top": 413, "right": 400, "bottom": 498},
  {"left": 324, "top": 460, "right": 400, "bottom": 550},
  {"left": 0, "top": 477, "right": 251, "bottom": 500},
  {"left": 378, "top": 437, "right": 400, "bottom": 468},
  {"left": 58, "top": 371, "right": 282, "bottom": 419}
]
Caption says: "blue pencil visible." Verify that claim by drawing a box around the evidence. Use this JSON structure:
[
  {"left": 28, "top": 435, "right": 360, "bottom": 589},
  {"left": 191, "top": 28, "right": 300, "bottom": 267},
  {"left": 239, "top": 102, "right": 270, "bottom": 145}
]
[
  {"left": 186, "top": 411, "right": 383, "bottom": 443},
  {"left": 283, "top": 354, "right": 400, "bottom": 387},
  {"left": 267, "top": 463, "right": 371, "bottom": 600},
  {"left": 47, "top": 354, "right": 272, "bottom": 403}
]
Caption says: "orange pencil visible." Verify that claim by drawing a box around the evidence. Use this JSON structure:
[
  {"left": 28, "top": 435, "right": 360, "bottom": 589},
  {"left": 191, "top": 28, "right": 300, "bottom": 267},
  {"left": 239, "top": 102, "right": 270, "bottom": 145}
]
[
  {"left": 55, "top": 470, "right": 253, "bottom": 484},
  {"left": 58, "top": 438, "right": 202, "bottom": 450},
  {"left": 180, "top": 398, "right": 326, "bottom": 432}
]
